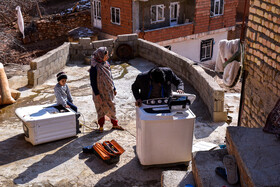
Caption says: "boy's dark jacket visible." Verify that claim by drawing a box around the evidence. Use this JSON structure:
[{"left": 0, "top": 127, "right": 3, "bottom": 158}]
[{"left": 132, "top": 67, "right": 184, "bottom": 100}]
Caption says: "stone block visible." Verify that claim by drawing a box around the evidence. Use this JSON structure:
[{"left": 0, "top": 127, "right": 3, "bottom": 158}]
[
  {"left": 30, "top": 61, "right": 37, "bottom": 70},
  {"left": 214, "top": 100, "right": 224, "bottom": 112},
  {"left": 127, "top": 34, "right": 138, "bottom": 41},
  {"left": 92, "top": 41, "right": 104, "bottom": 49},
  {"left": 226, "top": 127, "right": 280, "bottom": 187},
  {"left": 102, "top": 39, "right": 114, "bottom": 47},
  {"left": 79, "top": 37, "right": 91, "bottom": 46},
  {"left": 192, "top": 149, "right": 239, "bottom": 187},
  {"left": 213, "top": 90, "right": 224, "bottom": 100},
  {"left": 212, "top": 111, "right": 227, "bottom": 122},
  {"left": 37, "top": 75, "right": 45, "bottom": 85},
  {"left": 27, "top": 69, "right": 36, "bottom": 81},
  {"left": 161, "top": 171, "right": 195, "bottom": 187},
  {"left": 117, "top": 35, "right": 129, "bottom": 42}
]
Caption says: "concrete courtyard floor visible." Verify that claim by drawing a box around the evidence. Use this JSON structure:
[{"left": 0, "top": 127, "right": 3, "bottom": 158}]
[{"left": 0, "top": 58, "right": 240, "bottom": 186}]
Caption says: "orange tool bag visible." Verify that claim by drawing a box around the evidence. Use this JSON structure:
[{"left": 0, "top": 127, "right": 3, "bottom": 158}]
[{"left": 83, "top": 140, "right": 125, "bottom": 164}]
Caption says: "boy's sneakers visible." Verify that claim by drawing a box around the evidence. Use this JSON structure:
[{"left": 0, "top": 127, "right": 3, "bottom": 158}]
[{"left": 223, "top": 155, "right": 238, "bottom": 184}]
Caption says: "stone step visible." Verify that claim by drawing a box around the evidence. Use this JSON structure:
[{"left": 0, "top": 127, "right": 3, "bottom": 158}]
[
  {"left": 192, "top": 148, "right": 240, "bottom": 187},
  {"left": 226, "top": 126, "right": 280, "bottom": 187},
  {"left": 161, "top": 170, "right": 195, "bottom": 187}
]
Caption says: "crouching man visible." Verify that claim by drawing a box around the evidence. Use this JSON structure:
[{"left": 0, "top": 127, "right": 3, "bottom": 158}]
[{"left": 132, "top": 67, "right": 184, "bottom": 107}]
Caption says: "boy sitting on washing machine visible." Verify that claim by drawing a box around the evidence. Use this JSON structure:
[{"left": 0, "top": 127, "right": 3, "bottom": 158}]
[{"left": 54, "top": 72, "right": 77, "bottom": 112}]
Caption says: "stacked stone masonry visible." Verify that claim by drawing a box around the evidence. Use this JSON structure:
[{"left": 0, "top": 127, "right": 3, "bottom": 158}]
[
  {"left": 24, "top": 11, "right": 91, "bottom": 43},
  {"left": 28, "top": 42, "right": 70, "bottom": 86},
  {"left": 241, "top": 0, "right": 280, "bottom": 128}
]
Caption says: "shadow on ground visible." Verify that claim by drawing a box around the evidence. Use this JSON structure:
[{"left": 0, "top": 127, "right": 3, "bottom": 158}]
[{"left": 12, "top": 130, "right": 110, "bottom": 185}]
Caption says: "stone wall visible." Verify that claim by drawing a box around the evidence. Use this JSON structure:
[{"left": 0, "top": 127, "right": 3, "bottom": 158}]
[
  {"left": 69, "top": 38, "right": 114, "bottom": 61},
  {"left": 137, "top": 38, "right": 227, "bottom": 122},
  {"left": 69, "top": 34, "right": 139, "bottom": 62},
  {"left": 28, "top": 42, "right": 70, "bottom": 86},
  {"left": 24, "top": 11, "right": 91, "bottom": 43},
  {"left": 241, "top": 0, "right": 280, "bottom": 127}
]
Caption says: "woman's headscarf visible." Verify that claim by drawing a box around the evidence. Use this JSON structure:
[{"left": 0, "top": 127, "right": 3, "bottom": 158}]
[{"left": 92, "top": 47, "right": 108, "bottom": 63}]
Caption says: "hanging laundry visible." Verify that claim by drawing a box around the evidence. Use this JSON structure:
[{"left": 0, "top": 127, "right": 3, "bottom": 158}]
[{"left": 16, "top": 6, "right": 25, "bottom": 38}]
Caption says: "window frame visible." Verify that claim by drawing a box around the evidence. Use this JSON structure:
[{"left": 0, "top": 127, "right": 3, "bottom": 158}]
[
  {"left": 93, "top": 0, "right": 101, "bottom": 20},
  {"left": 150, "top": 4, "right": 165, "bottom": 24},
  {"left": 111, "top": 7, "right": 121, "bottom": 25},
  {"left": 170, "top": 2, "right": 180, "bottom": 25},
  {"left": 210, "top": 0, "right": 224, "bottom": 17},
  {"left": 200, "top": 39, "right": 214, "bottom": 62}
]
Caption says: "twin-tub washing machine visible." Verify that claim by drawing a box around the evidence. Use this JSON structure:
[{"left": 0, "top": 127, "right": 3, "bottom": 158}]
[{"left": 136, "top": 93, "right": 196, "bottom": 166}]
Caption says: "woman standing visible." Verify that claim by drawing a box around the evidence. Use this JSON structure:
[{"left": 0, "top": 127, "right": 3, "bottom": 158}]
[{"left": 90, "top": 47, "right": 124, "bottom": 132}]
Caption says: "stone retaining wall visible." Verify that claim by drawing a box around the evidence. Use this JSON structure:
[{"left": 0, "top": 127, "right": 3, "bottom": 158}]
[
  {"left": 69, "top": 38, "right": 114, "bottom": 61},
  {"left": 27, "top": 34, "right": 226, "bottom": 122},
  {"left": 28, "top": 42, "right": 70, "bottom": 86},
  {"left": 24, "top": 11, "right": 91, "bottom": 43}
]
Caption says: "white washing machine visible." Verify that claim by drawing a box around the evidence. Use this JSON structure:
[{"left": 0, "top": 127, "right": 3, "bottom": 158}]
[
  {"left": 136, "top": 93, "right": 196, "bottom": 166},
  {"left": 15, "top": 104, "right": 80, "bottom": 145}
]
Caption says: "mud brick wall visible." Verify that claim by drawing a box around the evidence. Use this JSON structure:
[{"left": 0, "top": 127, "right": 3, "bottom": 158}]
[
  {"left": 28, "top": 43, "right": 70, "bottom": 86},
  {"left": 241, "top": 0, "right": 280, "bottom": 128},
  {"left": 24, "top": 11, "right": 91, "bottom": 43},
  {"left": 137, "top": 38, "right": 227, "bottom": 122}
]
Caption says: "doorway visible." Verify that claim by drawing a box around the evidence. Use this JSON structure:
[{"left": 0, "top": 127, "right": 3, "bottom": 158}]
[{"left": 92, "top": 0, "right": 101, "bottom": 29}]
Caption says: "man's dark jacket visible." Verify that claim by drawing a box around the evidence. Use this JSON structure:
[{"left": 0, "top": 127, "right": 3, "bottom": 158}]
[{"left": 131, "top": 67, "right": 184, "bottom": 100}]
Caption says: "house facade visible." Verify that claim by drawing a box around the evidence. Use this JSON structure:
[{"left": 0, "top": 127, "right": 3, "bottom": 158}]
[{"left": 90, "top": 0, "right": 238, "bottom": 64}]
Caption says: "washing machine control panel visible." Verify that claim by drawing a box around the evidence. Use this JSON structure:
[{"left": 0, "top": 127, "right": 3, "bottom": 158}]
[{"left": 142, "top": 98, "right": 169, "bottom": 106}]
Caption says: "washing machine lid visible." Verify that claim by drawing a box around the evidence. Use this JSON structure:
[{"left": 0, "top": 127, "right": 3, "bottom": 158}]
[
  {"left": 138, "top": 107, "right": 195, "bottom": 120},
  {"left": 15, "top": 104, "right": 74, "bottom": 122}
]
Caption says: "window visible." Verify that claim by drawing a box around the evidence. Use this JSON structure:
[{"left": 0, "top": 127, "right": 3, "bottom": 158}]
[
  {"left": 200, "top": 39, "right": 214, "bottom": 61},
  {"left": 93, "top": 0, "right": 101, "bottom": 20},
  {"left": 111, "top": 7, "right": 120, "bottom": 25},
  {"left": 170, "top": 2, "right": 179, "bottom": 25},
  {"left": 211, "top": 0, "right": 224, "bottom": 17},
  {"left": 151, "top": 4, "right": 165, "bottom": 23}
]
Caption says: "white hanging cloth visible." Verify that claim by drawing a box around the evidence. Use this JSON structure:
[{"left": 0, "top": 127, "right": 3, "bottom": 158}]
[
  {"left": 16, "top": 6, "right": 25, "bottom": 38},
  {"left": 215, "top": 39, "right": 240, "bottom": 73},
  {"left": 223, "top": 60, "right": 240, "bottom": 87}
]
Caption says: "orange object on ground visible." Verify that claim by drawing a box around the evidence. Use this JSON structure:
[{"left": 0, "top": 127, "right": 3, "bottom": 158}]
[
  {"left": 91, "top": 140, "right": 125, "bottom": 164},
  {"left": 103, "top": 140, "right": 125, "bottom": 155}
]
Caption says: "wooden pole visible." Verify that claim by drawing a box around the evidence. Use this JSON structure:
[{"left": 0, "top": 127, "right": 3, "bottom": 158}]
[{"left": 36, "top": 0, "right": 42, "bottom": 19}]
